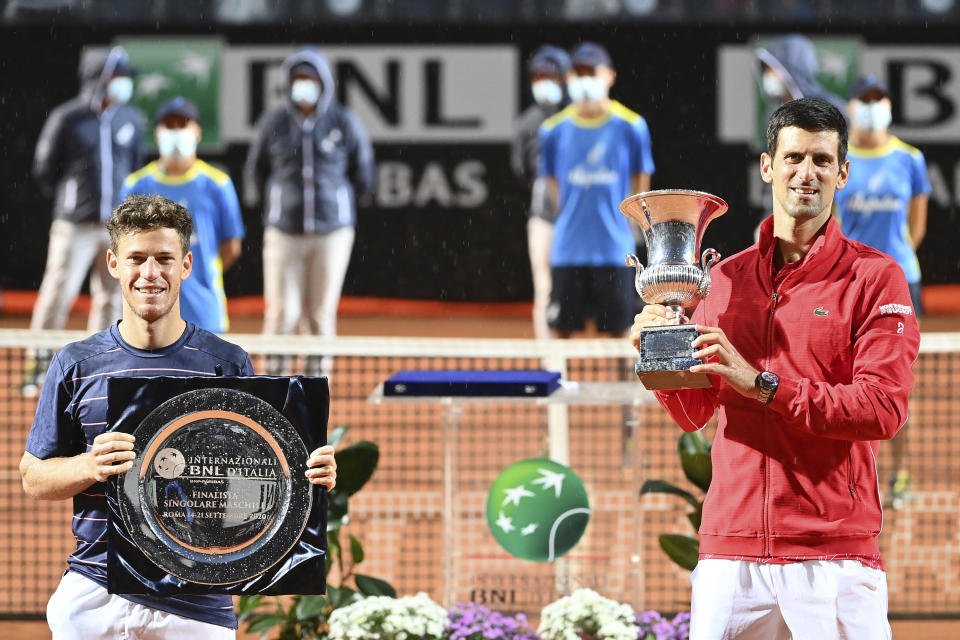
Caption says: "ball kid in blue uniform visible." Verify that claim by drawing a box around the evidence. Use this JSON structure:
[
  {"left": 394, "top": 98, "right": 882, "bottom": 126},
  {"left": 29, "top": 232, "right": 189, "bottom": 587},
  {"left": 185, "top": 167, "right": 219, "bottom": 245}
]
[
  {"left": 538, "top": 42, "right": 655, "bottom": 337},
  {"left": 120, "top": 97, "right": 245, "bottom": 333}
]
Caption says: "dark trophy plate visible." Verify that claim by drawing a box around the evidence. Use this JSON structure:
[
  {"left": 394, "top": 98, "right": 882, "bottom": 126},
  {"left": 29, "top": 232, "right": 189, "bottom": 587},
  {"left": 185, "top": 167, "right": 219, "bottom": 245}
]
[
  {"left": 107, "top": 376, "right": 328, "bottom": 596},
  {"left": 119, "top": 388, "right": 310, "bottom": 585}
]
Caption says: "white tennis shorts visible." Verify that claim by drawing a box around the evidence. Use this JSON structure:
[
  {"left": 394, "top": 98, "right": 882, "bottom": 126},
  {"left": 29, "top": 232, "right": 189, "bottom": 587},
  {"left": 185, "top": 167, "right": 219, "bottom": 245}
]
[
  {"left": 47, "top": 570, "right": 235, "bottom": 640},
  {"left": 690, "top": 559, "right": 891, "bottom": 640}
]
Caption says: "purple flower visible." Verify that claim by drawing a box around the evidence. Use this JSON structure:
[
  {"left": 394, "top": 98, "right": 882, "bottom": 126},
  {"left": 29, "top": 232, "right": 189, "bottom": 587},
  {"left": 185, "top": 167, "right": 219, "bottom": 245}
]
[
  {"left": 635, "top": 610, "right": 689, "bottom": 640},
  {"left": 447, "top": 602, "right": 540, "bottom": 640}
]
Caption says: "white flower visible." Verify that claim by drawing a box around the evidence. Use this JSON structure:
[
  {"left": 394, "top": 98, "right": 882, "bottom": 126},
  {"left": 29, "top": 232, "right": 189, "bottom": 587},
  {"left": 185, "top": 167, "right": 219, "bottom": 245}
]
[
  {"left": 538, "top": 589, "right": 639, "bottom": 640},
  {"left": 329, "top": 593, "right": 448, "bottom": 640}
]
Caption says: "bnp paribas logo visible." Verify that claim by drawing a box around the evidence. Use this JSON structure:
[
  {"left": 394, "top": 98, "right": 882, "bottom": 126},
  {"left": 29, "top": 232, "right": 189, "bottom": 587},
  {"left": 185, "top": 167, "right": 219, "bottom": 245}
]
[{"left": 485, "top": 458, "right": 590, "bottom": 562}]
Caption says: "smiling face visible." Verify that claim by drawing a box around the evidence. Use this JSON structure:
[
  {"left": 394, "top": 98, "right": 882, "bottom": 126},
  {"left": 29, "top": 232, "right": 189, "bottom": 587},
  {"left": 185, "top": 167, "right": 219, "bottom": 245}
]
[
  {"left": 107, "top": 228, "right": 193, "bottom": 325},
  {"left": 761, "top": 126, "right": 849, "bottom": 223}
]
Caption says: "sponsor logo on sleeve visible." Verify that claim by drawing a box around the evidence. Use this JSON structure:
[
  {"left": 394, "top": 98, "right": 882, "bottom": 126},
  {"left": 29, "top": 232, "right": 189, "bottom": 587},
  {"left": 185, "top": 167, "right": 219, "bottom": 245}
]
[{"left": 879, "top": 303, "right": 913, "bottom": 315}]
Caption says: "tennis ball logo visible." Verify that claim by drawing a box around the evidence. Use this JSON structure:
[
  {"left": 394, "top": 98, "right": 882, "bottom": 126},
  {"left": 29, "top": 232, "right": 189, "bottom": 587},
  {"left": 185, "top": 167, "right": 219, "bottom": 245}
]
[
  {"left": 154, "top": 448, "right": 186, "bottom": 479},
  {"left": 486, "top": 458, "right": 590, "bottom": 562}
]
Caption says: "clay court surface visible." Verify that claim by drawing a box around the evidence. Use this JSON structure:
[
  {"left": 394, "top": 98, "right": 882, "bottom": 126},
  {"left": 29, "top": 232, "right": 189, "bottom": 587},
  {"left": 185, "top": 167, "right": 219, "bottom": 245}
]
[{"left": 2, "top": 300, "right": 959, "bottom": 639}]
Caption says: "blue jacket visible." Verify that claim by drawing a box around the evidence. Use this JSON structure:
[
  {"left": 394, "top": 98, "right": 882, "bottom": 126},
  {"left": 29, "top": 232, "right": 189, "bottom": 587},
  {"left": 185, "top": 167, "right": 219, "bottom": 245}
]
[
  {"left": 243, "top": 48, "right": 375, "bottom": 234},
  {"left": 33, "top": 46, "right": 146, "bottom": 224}
]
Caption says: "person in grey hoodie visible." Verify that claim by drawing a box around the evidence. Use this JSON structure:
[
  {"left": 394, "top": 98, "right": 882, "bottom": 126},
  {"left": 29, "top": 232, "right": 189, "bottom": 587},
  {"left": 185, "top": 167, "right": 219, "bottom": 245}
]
[
  {"left": 244, "top": 46, "right": 374, "bottom": 375},
  {"left": 755, "top": 34, "right": 847, "bottom": 125},
  {"left": 24, "top": 45, "right": 146, "bottom": 394},
  {"left": 510, "top": 44, "right": 570, "bottom": 340}
]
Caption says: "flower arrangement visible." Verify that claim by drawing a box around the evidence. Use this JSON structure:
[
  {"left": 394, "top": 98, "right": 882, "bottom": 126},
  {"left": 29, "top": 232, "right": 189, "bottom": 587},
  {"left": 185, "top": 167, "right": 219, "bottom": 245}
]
[
  {"left": 328, "top": 592, "right": 449, "bottom": 640},
  {"left": 446, "top": 602, "right": 540, "bottom": 640},
  {"left": 537, "top": 589, "right": 639, "bottom": 640},
  {"left": 635, "top": 610, "right": 691, "bottom": 640}
]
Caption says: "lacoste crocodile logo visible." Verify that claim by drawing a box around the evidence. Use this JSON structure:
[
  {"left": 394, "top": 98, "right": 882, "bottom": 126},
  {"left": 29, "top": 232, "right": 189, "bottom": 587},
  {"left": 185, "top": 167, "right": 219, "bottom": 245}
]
[{"left": 814, "top": 307, "right": 829, "bottom": 316}]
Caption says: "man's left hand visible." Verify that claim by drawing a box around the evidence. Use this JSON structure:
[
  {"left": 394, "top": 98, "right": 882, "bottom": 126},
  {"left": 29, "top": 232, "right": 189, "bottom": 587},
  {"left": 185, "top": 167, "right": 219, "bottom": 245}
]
[
  {"left": 305, "top": 444, "right": 337, "bottom": 491},
  {"left": 689, "top": 324, "right": 762, "bottom": 401}
]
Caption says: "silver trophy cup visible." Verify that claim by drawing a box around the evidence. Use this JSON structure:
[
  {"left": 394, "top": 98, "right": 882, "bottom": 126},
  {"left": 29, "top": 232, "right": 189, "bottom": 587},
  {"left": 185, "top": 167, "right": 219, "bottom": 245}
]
[{"left": 621, "top": 189, "right": 728, "bottom": 390}]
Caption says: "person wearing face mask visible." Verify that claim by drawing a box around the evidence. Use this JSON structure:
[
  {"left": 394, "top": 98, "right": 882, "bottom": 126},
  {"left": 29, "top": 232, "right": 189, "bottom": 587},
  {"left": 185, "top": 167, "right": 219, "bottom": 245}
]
[
  {"left": 835, "top": 75, "right": 930, "bottom": 512},
  {"left": 510, "top": 44, "right": 571, "bottom": 340},
  {"left": 537, "top": 42, "right": 654, "bottom": 339},
  {"left": 24, "top": 45, "right": 146, "bottom": 396},
  {"left": 835, "top": 75, "right": 930, "bottom": 317},
  {"left": 244, "top": 46, "right": 375, "bottom": 375},
  {"left": 119, "top": 96, "right": 245, "bottom": 334},
  {"left": 755, "top": 35, "right": 847, "bottom": 122}
]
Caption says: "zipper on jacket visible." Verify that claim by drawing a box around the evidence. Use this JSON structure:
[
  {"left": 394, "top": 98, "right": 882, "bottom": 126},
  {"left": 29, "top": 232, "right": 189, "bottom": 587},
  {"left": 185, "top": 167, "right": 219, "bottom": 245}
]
[
  {"left": 762, "top": 290, "right": 779, "bottom": 557},
  {"left": 847, "top": 453, "right": 856, "bottom": 500}
]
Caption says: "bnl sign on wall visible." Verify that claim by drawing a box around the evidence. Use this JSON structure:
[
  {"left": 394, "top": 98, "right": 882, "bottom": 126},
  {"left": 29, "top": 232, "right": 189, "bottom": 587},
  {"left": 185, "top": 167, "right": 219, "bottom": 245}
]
[
  {"left": 118, "top": 38, "right": 517, "bottom": 149},
  {"left": 718, "top": 37, "right": 960, "bottom": 145}
]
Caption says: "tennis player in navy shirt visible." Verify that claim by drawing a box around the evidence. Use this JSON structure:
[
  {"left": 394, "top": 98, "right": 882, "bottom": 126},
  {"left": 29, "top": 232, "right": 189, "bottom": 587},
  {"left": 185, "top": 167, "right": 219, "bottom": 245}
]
[{"left": 20, "top": 194, "right": 337, "bottom": 639}]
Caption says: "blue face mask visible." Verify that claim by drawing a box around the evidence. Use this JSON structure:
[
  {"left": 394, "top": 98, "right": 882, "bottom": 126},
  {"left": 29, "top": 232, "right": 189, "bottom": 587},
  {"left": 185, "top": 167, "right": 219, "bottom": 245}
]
[
  {"left": 291, "top": 79, "right": 321, "bottom": 107},
  {"left": 568, "top": 76, "right": 607, "bottom": 103},
  {"left": 156, "top": 128, "right": 198, "bottom": 159},
  {"left": 853, "top": 100, "right": 892, "bottom": 131},
  {"left": 531, "top": 80, "right": 563, "bottom": 106},
  {"left": 106, "top": 76, "right": 133, "bottom": 105}
]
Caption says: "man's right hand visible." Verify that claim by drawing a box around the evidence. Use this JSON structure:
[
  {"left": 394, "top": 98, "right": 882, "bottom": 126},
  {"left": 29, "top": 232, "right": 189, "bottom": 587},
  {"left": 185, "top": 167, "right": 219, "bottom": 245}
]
[
  {"left": 629, "top": 304, "right": 690, "bottom": 353},
  {"left": 88, "top": 432, "right": 136, "bottom": 482}
]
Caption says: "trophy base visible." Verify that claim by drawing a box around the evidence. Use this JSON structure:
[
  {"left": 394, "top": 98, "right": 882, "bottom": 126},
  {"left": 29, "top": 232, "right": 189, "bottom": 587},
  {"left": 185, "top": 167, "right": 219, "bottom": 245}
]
[{"left": 635, "top": 324, "right": 712, "bottom": 390}]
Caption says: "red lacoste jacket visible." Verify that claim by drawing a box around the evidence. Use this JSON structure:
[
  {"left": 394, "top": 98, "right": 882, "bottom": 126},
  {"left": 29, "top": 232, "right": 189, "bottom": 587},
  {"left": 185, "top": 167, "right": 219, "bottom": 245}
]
[{"left": 654, "top": 215, "right": 920, "bottom": 561}]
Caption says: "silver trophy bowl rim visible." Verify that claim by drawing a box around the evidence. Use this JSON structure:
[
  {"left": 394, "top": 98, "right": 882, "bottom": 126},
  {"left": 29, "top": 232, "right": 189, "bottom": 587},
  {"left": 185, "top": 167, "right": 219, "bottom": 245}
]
[{"left": 619, "top": 188, "right": 729, "bottom": 229}]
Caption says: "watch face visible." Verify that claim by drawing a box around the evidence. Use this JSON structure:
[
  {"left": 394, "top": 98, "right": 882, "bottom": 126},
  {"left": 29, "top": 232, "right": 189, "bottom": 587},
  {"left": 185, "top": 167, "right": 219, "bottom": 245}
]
[{"left": 760, "top": 371, "right": 779, "bottom": 387}]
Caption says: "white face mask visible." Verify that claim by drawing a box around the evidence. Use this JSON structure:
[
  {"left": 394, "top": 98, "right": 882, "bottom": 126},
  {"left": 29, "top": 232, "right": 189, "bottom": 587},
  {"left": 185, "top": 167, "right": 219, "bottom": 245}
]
[
  {"left": 568, "top": 76, "right": 607, "bottom": 102},
  {"left": 853, "top": 100, "right": 892, "bottom": 131},
  {"left": 156, "top": 128, "right": 198, "bottom": 159},
  {"left": 761, "top": 72, "right": 786, "bottom": 99},
  {"left": 106, "top": 76, "right": 133, "bottom": 104},
  {"left": 291, "top": 79, "right": 321, "bottom": 107},
  {"left": 531, "top": 79, "right": 563, "bottom": 106}
]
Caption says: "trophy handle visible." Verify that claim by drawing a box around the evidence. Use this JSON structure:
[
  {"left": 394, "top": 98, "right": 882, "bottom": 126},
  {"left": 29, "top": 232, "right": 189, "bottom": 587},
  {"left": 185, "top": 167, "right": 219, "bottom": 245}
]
[
  {"left": 625, "top": 254, "right": 645, "bottom": 295},
  {"left": 697, "top": 249, "right": 721, "bottom": 298}
]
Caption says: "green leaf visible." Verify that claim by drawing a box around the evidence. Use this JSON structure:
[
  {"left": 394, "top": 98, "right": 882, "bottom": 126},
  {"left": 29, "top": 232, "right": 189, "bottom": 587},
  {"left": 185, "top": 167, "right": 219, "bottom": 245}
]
[
  {"left": 350, "top": 534, "right": 364, "bottom": 565},
  {"left": 295, "top": 595, "right": 329, "bottom": 621},
  {"left": 333, "top": 441, "right": 379, "bottom": 496},
  {"left": 678, "top": 430, "right": 711, "bottom": 455},
  {"left": 688, "top": 501, "right": 703, "bottom": 530},
  {"left": 678, "top": 432, "right": 712, "bottom": 492},
  {"left": 355, "top": 574, "right": 397, "bottom": 597},
  {"left": 328, "top": 425, "right": 348, "bottom": 448},
  {"left": 327, "top": 528, "right": 341, "bottom": 572},
  {"left": 327, "top": 490, "right": 349, "bottom": 526},
  {"left": 329, "top": 585, "right": 360, "bottom": 608},
  {"left": 236, "top": 594, "right": 265, "bottom": 617},
  {"left": 246, "top": 614, "right": 289, "bottom": 633},
  {"left": 659, "top": 534, "right": 699, "bottom": 571},
  {"left": 639, "top": 479, "right": 699, "bottom": 509}
]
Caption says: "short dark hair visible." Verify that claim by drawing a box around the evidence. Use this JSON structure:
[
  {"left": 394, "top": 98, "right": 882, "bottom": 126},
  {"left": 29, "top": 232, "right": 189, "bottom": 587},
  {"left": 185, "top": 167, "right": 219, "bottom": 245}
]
[
  {"left": 766, "top": 97, "right": 848, "bottom": 165},
  {"left": 107, "top": 194, "right": 193, "bottom": 256}
]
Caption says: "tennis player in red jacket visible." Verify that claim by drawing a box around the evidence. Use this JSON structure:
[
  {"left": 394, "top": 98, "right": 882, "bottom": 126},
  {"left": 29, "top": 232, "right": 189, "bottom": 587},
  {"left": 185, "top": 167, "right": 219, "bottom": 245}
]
[{"left": 631, "top": 97, "right": 920, "bottom": 640}]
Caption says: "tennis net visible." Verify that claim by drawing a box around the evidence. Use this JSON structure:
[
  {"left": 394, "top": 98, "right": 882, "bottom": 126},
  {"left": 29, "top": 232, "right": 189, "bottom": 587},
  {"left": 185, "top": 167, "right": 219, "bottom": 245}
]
[{"left": 1, "top": 329, "right": 958, "bottom": 618}]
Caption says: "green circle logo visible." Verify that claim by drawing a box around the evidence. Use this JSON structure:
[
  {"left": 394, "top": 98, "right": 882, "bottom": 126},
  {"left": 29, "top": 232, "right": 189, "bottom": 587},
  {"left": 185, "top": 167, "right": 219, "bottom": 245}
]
[{"left": 485, "top": 458, "right": 590, "bottom": 562}]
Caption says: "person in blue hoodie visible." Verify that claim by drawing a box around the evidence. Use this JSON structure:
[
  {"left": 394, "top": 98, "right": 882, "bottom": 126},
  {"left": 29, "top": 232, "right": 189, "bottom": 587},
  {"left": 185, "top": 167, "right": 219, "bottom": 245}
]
[
  {"left": 244, "top": 47, "right": 375, "bottom": 375},
  {"left": 24, "top": 45, "right": 146, "bottom": 394}
]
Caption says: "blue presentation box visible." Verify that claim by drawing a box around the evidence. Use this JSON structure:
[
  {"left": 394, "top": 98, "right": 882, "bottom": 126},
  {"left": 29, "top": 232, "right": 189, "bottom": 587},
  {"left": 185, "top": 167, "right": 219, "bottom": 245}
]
[{"left": 383, "top": 370, "right": 562, "bottom": 397}]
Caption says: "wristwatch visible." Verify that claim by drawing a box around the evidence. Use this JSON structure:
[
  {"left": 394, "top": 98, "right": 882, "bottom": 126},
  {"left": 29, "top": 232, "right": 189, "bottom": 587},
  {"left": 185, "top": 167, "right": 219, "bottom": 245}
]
[{"left": 755, "top": 371, "right": 780, "bottom": 405}]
